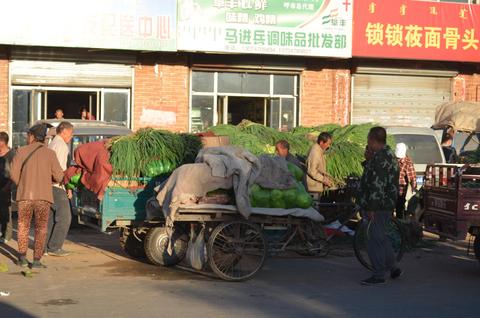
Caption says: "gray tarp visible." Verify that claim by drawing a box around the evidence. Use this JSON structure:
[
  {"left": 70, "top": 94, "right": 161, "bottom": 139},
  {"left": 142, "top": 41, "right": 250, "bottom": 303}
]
[
  {"left": 195, "top": 146, "right": 261, "bottom": 219},
  {"left": 432, "top": 101, "right": 480, "bottom": 133},
  {"left": 156, "top": 163, "right": 233, "bottom": 224}
]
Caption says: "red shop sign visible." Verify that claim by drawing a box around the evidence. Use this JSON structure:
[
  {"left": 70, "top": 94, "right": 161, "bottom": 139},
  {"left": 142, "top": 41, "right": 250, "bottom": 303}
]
[{"left": 353, "top": 0, "right": 480, "bottom": 62}]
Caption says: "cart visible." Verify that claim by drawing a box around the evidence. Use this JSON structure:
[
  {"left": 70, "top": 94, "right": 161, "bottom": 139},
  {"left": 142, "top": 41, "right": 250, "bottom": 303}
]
[
  {"left": 72, "top": 181, "right": 330, "bottom": 281},
  {"left": 423, "top": 164, "right": 480, "bottom": 262}
]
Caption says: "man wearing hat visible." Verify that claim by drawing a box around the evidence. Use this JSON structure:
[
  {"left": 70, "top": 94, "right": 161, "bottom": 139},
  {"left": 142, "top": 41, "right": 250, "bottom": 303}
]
[
  {"left": 395, "top": 143, "right": 416, "bottom": 219},
  {"left": 10, "top": 124, "right": 64, "bottom": 268}
]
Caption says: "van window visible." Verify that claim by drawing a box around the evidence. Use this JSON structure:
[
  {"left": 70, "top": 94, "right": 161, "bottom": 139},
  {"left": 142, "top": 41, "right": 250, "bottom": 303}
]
[{"left": 393, "top": 134, "right": 443, "bottom": 164}]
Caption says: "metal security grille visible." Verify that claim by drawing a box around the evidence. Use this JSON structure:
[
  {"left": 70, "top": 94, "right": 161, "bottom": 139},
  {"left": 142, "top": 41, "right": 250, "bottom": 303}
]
[
  {"left": 352, "top": 74, "right": 452, "bottom": 127},
  {"left": 10, "top": 60, "right": 133, "bottom": 88}
]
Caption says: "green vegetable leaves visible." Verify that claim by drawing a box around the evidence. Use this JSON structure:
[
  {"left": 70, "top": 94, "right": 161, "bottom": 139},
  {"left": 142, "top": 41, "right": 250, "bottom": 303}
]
[{"left": 109, "top": 129, "right": 202, "bottom": 178}]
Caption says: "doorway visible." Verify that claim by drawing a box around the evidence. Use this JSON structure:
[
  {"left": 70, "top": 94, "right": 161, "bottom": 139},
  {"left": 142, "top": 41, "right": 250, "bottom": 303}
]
[
  {"left": 11, "top": 86, "right": 131, "bottom": 148},
  {"left": 226, "top": 97, "right": 265, "bottom": 125},
  {"left": 47, "top": 91, "right": 97, "bottom": 119}
]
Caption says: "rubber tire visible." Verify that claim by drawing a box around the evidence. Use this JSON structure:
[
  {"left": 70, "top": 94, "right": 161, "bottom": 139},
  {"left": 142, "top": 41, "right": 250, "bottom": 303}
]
[
  {"left": 119, "top": 228, "right": 146, "bottom": 259},
  {"left": 144, "top": 227, "right": 188, "bottom": 266},
  {"left": 474, "top": 235, "right": 480, "bottom": 261},
  {"left": 207, "top": 221, "right": 267, "bottom": 282},
  {"left": 353, "top": 218, "right": 406, "bottom": 271}
]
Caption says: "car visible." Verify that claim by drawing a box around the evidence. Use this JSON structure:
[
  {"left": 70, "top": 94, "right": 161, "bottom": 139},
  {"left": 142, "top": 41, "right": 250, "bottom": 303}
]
[
  {"left": 34, "top": 119, "right": 132, "bottom": 157},
  {"left": 387, "top": 126, "right": 446, "bottom": 187}
]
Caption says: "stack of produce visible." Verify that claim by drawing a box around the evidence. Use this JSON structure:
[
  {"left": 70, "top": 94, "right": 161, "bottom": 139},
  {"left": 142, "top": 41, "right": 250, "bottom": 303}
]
[
  {"left": 249, "top": 163, "right": 313, "bottom": 209},
  {"left": 108, "top": 128, "right": 202, "bottom": 178},
  {"left": 209, "top": 121, "right": 394, "bottom": 187}
]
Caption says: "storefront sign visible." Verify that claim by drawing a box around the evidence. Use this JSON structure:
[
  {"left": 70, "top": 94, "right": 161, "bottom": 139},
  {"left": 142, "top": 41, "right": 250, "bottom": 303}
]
[
  {"left": 0, "top": 0, "right": 176, "bottom": 51},
  {"left": 353, "top": 0, "right": 480, "bottom": 62},
  {"left": 177, "top": 0, "right": 353, "bottom": 57}
]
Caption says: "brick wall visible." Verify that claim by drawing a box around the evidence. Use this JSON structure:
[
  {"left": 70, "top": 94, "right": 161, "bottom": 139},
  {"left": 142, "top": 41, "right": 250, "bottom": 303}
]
[
  {"left": 0, "top": 50, "right": 8, "bottom": 133},
  {"left": 452, "top": 73, "right": 480, "bottom": 102},
  {"left": 300, "top": 62, "right": 350, "bottom": 127},
  {"left": 133, "top": 54, "right": 189, "bottom": 132}
]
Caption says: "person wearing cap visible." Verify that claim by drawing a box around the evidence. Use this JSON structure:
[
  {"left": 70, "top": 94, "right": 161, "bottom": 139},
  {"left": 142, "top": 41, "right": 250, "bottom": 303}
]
[
  {"left": 395, "top": 143, "right": 416, "bottom": 220},
  {"left": 10, "top": 124, "right": 64, "bottom": 269}
]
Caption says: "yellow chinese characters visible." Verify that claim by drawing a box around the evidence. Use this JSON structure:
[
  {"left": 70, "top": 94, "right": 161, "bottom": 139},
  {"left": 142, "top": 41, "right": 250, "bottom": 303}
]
[
  {"left": 405, "top": 25, "right": 423, "bottom": 48},
  {"left": 386, "top": 24, "right": 403, "bottom": 47},
  {"left": 365, "top": 22, "right": 384, "bottom": 45},
  {"left": 463, "top": 29, "right": 479, "bottom": 50},
  {"left": 425, "top": 27, "right": 442, "bottom": 49},
  {"left": 444, "top": 28, "right": 460, "bottom": 50},
  {"left": 364, "top": 23, "right": 479, "bottom": 51}
]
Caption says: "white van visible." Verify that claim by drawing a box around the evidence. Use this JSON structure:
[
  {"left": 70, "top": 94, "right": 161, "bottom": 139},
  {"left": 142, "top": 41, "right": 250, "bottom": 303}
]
[{"left": 387, "top": 126, "right": 446, "bottom": 186}]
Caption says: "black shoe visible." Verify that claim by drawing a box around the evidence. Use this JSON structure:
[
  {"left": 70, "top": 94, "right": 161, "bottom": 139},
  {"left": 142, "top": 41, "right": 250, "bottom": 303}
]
[
  {"left": 391, "top": 268, "right": 403, "bottom": 280},
  {"left": 30, "top": 261, "right": 47, "bottom": 269},
  {"left": 361, "top": 277, "right": 386, "bottom": 286},
  {"left": 17, "top": 257, "right": 29, "bottom": 268}
]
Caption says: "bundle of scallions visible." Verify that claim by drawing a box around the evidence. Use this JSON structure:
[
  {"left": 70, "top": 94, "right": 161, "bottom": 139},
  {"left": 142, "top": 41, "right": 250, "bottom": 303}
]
[{"left": 108, "top": 128, "right": 202, "bottom": 178}]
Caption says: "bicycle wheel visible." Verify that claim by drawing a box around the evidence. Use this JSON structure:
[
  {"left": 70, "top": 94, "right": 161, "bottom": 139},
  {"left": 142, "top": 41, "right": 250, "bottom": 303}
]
[
  {"left": 353, "top": 217, "right": 406, "bottom": 271},
  {"left": 207, "top": 220, "right": 267, "bottom": 281}
]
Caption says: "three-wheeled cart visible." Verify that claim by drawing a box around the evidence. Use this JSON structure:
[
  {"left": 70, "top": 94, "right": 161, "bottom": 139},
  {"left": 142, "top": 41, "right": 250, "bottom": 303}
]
[
  {"left": 423, "top": 164, "right": 480, "bottom": 262},
  {"left": 72, "top": 181, "right": 329, "bottom": 281}
]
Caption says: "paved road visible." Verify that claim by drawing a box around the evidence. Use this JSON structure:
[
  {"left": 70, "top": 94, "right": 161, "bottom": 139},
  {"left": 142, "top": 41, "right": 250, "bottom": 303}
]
[{"left": 1, "top": 227, "right": 479, "bottom": 318}]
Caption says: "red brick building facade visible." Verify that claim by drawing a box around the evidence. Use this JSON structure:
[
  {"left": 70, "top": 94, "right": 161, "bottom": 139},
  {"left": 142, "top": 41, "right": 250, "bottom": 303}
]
[{"left": 0, "top": 47, "right": 478, "bottom": 141}]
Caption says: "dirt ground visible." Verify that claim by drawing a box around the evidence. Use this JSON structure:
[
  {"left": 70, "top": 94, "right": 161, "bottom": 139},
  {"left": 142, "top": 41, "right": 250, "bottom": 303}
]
[{"left": 1, "top": 227, "right": 479, "bottom": 318}]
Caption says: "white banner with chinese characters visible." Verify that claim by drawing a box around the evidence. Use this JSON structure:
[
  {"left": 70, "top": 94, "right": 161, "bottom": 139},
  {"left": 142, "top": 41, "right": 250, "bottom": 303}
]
[
  {"left": 0, "top": 0, "right": 176, "bottom": 51},
  {"left": 177, "top": 0, "right": 353, "bottom": 57}
]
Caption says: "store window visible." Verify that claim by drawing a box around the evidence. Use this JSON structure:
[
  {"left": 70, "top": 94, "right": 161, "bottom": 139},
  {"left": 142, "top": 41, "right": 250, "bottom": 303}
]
[{"left": 190, "top": 71, "right": 299, "bottom": 132}]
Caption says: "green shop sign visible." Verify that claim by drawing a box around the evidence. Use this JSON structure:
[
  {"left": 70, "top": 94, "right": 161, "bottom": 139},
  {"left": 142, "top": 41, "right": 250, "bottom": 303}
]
[{"left": 178, "top": 0, "right": 352, "bottom": 57}]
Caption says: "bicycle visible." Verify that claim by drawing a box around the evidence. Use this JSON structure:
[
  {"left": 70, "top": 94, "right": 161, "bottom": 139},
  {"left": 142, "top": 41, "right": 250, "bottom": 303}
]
[{"left": 319, "top": 203, "right": 406, "bottom": 271}]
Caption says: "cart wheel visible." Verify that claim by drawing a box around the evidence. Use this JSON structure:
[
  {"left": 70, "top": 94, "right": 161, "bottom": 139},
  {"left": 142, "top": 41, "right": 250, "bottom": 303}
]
[
  {"left": 144, "top": 227, "right": 188, "bottom": 266},
  {"left": 474, "top": 235, "right": 480, "bottom": 262},
  {"left": 207, "top": 221, "right": 267, "bottom": 281},
  {"left": 119, "top": 227, "right": 146, "bottom": 259},
  {"left": 353, "top": 217, "right": 406, "bottom": 271}
]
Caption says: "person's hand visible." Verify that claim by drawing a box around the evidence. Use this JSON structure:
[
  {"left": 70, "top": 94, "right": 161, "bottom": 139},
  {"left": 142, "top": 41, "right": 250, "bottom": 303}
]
[
  {"left": 67, "top": 189, "right": 73, "bottom": 200},
  {"left": 324, "top": 178, "right": 333, "bottom": 188}
]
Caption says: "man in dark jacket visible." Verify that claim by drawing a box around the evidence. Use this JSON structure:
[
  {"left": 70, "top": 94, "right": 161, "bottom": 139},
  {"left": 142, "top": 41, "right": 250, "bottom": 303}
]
[
  {"left": 0, "top": 132, "right": 14, "bottom": 243},
  {"left": 357, "top": 127, "right": 402, "bottom": 285}
]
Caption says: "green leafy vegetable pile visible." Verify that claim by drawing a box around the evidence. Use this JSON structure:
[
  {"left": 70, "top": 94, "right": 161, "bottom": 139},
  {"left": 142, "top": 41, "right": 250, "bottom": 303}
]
[
  {"left": 209, "top": 121, "right": 394, "bottom": 186},
  {"left": 109, "top": 128, "right": 202, "bottom": 178}
]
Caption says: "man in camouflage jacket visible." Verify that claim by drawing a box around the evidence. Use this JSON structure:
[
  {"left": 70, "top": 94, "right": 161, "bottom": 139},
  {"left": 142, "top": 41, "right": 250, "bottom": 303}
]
[{"left": 358, "top": 127, "right": 402, "bottom": 286}]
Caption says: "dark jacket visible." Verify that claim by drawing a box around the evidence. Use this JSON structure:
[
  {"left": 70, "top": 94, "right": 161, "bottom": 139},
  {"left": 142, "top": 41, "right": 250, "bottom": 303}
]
[{"left": 357, "top": 145, "right": 400, "bottom": 211}]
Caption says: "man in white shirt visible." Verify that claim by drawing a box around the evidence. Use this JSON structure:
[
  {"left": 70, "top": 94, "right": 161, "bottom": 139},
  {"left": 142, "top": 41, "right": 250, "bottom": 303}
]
[{"left": 46, "top": 121, "right": 74, "bottom": 257}]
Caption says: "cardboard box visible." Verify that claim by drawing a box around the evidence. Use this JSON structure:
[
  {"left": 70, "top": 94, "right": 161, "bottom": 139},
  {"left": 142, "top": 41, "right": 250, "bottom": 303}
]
[{"left": 201, "top": 136, "right": 230, "bottom": 148}]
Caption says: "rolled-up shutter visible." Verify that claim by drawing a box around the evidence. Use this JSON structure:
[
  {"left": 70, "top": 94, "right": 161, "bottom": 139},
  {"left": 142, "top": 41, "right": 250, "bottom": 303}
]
[
  {"left": 352, "top": 74, "right": 452, "bottom": 127},
  {"left": 10, "top": 60, "right": 133, "bottom": 88}
]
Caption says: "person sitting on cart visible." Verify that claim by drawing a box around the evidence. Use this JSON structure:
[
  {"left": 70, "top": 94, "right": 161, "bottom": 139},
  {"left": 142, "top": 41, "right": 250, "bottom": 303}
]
[
  {"left": 275, "top": 140, "right": 304, "bottom": 171},
  {"left": 395, "top": 143, "right": 416, "bottom": 220},
  {"left": 357, "top": 126, "right": 402, "bottom": 286},
  {"left": 305, "top": 132, "right": 333, "bottom": 202},
  {"left": 441, "top": 133, "right": 458, "bottom": 163}
]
